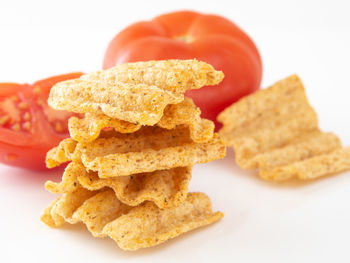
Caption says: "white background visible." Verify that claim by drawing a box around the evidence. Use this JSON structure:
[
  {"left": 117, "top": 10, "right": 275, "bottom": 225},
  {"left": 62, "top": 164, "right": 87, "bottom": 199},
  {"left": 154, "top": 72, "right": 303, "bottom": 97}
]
[{"left": 0, "top": 0, "right": 350, "bottom": 262}]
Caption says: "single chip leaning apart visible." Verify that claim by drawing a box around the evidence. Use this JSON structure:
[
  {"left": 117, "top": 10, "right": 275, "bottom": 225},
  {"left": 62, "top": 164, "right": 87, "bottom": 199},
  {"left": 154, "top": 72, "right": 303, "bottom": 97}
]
[
  {"left": 45, "top": 162, "right": 192, "bottom": 209},
  {"left": 68, "top": 98, "right": 214, "bottom": 144},
  {"left": 41, "top": 189, "right": 223, "bottom": 250},
  {"left": 48, "top": 59, "right": 224, "bottom": 125},
  {"left": 218, "top": 74, "right": 350, "bottom": 181}
]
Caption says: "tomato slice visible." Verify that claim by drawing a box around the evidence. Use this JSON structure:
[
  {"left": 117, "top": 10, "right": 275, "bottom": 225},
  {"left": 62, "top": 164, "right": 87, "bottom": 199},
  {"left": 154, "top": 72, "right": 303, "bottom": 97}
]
[{"left": 0, "top": 73, "right": 83, "bottom": 170}]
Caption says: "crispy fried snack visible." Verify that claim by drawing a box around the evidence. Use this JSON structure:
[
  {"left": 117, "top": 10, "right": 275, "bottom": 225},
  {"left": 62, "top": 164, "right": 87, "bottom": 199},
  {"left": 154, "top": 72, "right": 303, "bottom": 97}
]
[
  {"left": 261, "top": 146, "right": 350, "bottom": 180},
  {"left": 45, "top": 138, "right": 77, "bottom": 168},
  {"left": 218, "top": 74, "right": 349, "bottom": 181},
  {"left": 68, "top": 98, "right": 214, "bottom": 143},
  {"left": 41, "top": 190, "right": 223, "bottom": 250},
  {"left": 45, "top": 162, "right": 192, "bottom": 209},
  {"left": 49, "top": 60, "right": 224, "bottom": 125},
  {"left": 68, "top": 113, "right": 141, "bottom": 143},
  {"left": 46, "top": 126, "right": 226, "bottom": 177},
  {"left": 157, "top": 98, "right": 215, "bottom": 143}
]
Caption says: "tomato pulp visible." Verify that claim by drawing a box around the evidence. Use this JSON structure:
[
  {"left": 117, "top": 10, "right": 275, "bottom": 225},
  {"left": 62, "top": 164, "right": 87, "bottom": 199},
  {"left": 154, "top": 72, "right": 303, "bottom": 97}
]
[
  {"left": 103, "top": 10, "right": 262, "bottom": 129},
  {"left": 0, "top": 73, "right": 82, "bottom": 170}
]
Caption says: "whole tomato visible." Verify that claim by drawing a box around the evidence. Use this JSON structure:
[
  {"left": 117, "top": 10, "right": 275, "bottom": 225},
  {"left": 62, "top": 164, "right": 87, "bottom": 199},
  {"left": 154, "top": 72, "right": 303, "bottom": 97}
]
[{"left": 103, "top": 10, "right": 262, "bottom": 129}]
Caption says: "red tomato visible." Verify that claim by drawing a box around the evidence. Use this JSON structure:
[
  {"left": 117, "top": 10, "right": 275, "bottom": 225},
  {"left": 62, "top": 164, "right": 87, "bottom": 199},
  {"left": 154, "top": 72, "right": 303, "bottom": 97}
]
[
  {"left": 0, "top": 73, "right": 83, "bottom": 170},
  {"left": 103, "top": 10, "right": 262, "bottom": 129}
]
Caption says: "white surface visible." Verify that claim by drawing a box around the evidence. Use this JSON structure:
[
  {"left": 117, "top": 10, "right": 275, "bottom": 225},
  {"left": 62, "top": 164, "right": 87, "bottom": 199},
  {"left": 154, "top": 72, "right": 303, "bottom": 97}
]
[{"left": 0, "top": 0, "right": 350, "bottom": 262}]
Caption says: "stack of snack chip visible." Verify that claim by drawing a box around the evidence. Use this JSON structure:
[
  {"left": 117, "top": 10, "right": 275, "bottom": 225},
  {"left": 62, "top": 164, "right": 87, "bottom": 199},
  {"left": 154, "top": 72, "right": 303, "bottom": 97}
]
[
  {"left": 218, "top": 74, "right": 350, "bottom": 181},
  {"left": 41, "top": 59, "right": 226, "bottom": 251}
]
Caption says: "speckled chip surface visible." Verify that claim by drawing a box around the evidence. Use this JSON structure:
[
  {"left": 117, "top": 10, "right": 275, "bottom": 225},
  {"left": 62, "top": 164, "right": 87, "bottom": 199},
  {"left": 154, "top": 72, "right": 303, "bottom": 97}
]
[
  {"left": 46, "top": 126, "right": 226, "bottom": 177},
  {"left": 48, "top": 59, "right": 223, "bottom": 125},
  {"left": 68, "top": 98, "right": 214, "bottom": 144},
  {"left": 218, "top": 74, "right": 350, "bottom": 181},
  {"left": 41, "top": 190, "right": 223, "bottom": 251},
  {"left": 45, "top": 162, "right": 192, "bottom": 209},
  {"left": 42, "top": 59, "right": 226, "bottom": 251}
]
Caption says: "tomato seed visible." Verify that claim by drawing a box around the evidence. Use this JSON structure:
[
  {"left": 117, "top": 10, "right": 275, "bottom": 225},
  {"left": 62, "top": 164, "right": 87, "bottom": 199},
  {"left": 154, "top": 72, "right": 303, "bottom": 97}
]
[
  {"left": 33, "top": 86, "right": 41, "bottom": 94},
  {"left": 37, "top": 99, "right": 44, "bottom": 106},
  {"left": 23, "top": 112, "right": 31, "bottom": 121},
  {"left": 54, "top": 122, "right": 63, "bottom": 132},
  {"left": 18, "top": 102, "right": 28, "bottom": 110},
  {"left": 10, "top": 95, "right": 18, "bottom": 102},
  {"left": 23, "top": 121, "right": 31, "bottom": 131},
  {"left": 0, "top": 115, "right": 10, "bottom": 125},
  {"left": 12, "top": 123, "right": 21, "bottom": 131}
]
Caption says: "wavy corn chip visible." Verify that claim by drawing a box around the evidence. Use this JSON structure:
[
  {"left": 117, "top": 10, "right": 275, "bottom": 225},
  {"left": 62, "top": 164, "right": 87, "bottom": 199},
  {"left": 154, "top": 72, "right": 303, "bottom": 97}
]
[
  {"left": 68, "top": 113, "right": 141, "bottom": 143},
  {"left": 261, "top": 146, "right": 350, "bottom": 180},
  {"left": 42, "top": 189, "right": 223, "bottom": 251},
  {"left": 78, "top": 167, "right": 191, "bottom": 209},
  {"left": 79, "top": 130, "right": 225, "bottom": 178},
  {"left": 218, "top": 74, "right": 349, "bottom": 181},
  {"left": 103, "top": 192, "right": 223, "bottom": 251},
  {"left": 157, "top": 98, "right": 214, "bottom": 143},
  {"left": 45, "top": 162, "right": 83, "bottom": 194},
  {"left": 251, "top": 132, "right": 341, "bottom": 170},
  {"left": 41, "top": 187, "right": 98, "bottom": 228},
  {"left": 46, "top": 162, "right": 192, "bottom": 208},
  {"left": 68, "top": 98, "right": 214, "bottom": 143},
  {"left": 45, "top": 138, "right": 77, "bottom": 168},
  {"left": 72, "top": 189, "right": 132, "bottom": 237},
  {"left": 47, "top": 126, "right": 225, "bottom": 176},
  {"left": 41, "top": 198, "right": 64, "bottom": 228},
  {"left": 218, "top": 75, "right": 319, "bottom": 155},
  {"left": 48, "top": 60, "right": 224, "bottom": 125}
]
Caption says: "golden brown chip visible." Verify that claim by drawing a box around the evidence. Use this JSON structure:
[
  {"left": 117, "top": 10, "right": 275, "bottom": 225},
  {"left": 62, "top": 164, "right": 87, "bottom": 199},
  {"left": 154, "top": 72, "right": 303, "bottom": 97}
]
[
  {"left": 41, "top": 187, "right": 98, "bottom": 228},
  {"left": 102, "top": 192, "right": 224, "bottom": 251},
  {"left": 82, "top": 59, "right": 223, "bottom": 94},
  {"left": 68, "top": 98, "right": 214, "bottom": 144},
  {"left": 68, "top": 113, "right": 141, "bottom": 143},
  {"left": 45, "top": 162, "right": 83, "bottom": 194},
  {"left": 47, "top": 126, "right": 225, "bottom": 176},
  {"left": 218, "top": 74, "right": 349, "bottom": 181},
  {"left": 42, "top": 190, "right": 223, "bottom": 250},
  {"left": 45, "top": 138, "right": 77, "bottom": 168},
  {"left": 252, "top": 132, "right": 341, "bottom": 170},
  {"left": 218, "top": 75, "right": 318, "bottom": 150},
  {"left": 48, "top": 60, "right": 224, "bottom": 125},
  {"left": 218, "top": 74, "right": 316, "bottom": 137},
  {"left": 78, "top": 167, "right": 191, "bottom": 209},
  {"left": 46, "top": 162, "right": 192, "bottom": 209},
  {"left": 71, "top": 189, "right": 132, "bottom": 237},
  {"left": 40, "top": 198, "right": 64, "bottom": 228},
  {"left": 79, "top": 131, "right": 225, "bottom": 178},
  {"left": 157, "top": 98, "right": 214, "bottom": 143},
  {"left": 261, "top": 146, "right": 350, "bottom": 181}
]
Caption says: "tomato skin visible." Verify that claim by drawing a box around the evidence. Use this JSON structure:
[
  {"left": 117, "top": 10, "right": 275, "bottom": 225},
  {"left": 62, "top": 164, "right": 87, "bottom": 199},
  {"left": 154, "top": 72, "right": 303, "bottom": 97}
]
[
  {"left": 0, "top": 72, "right": 83, "bottom": 170},
  {"left": 0, "top": 140, "right": 51, "bottom": 170},
  {"left": 103, "top": 10, "right": 262, "bottom": 129}
]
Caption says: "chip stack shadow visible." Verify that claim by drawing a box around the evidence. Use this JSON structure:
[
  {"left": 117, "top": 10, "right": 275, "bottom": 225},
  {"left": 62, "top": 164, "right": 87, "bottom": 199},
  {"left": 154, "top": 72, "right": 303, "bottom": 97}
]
[{"left": 41, "top": 59, "right": 226, "bottom": 251}]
